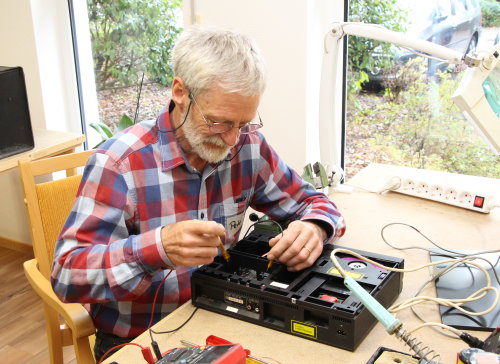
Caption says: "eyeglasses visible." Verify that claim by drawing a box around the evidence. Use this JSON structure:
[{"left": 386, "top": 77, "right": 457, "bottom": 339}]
[{"left": 189, "top": 94, "right": 263, "bottom": 134}]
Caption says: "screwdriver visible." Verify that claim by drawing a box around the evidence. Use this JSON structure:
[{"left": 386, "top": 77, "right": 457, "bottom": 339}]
[
  {"left": 262, "top": 252, "right": 273, "bottom": 272},
  {"left": 266, "top": 259, "right": 274, "bottom": 272},
  {"left": 219, "top": 242, "right": 230, "bottom": 262}
]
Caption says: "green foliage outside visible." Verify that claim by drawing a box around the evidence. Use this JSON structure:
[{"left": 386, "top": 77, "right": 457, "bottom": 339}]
[
  {"left": 347, "top": 58, "right": 500, "bottom": 178},
  {"left": 348, "top": 0, "right": 408, "bottom": 92},
  {"left": 346, "top": 0, "right": 500, "bottom": 179},
  {"left": 87, "top": 0, "right": 182, "bottom": 90},
  {"left": 479, "top": 0, "right": 500, "bottom": 27}
]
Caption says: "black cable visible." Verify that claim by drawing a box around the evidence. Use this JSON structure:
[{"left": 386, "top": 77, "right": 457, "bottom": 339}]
[
  {"left": 242, "top": 219, "right": 284, "bottom": 240},
  {"left": 459, "top": 332, "right": 486, "bottom": 349},
  {"left": 380, "top": 222, "right": 500, "bottom": 285},
  {"left": 151, "top": 340, "right": 162, "bottom": 361},
  {"left": 223, "top": 134, "right": 248, "bottom": 162},
  {"left": 158, "top": 100, "right": 192, "bottom": 133},
  {"left": 381, "top": 222, "right": 500, "bottom": 257},
  {"left": 149, "top": 307, "right": 200, "bottom": 336},
  {"left": 147, "top": 306, "right": 200, "bottom": 360}
]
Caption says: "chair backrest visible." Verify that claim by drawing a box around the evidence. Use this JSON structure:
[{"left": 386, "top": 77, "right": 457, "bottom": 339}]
[
  {"left": 19, "top": 150, "right": 96, "bottom": 364},
  {"left": 19, "top": 150, "right": 94, "bottom": 277}
]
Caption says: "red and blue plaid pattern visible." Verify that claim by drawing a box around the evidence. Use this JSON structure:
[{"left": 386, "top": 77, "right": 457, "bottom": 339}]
[{"left": 51, "top": 101, "right": 345, "bottom": 337}]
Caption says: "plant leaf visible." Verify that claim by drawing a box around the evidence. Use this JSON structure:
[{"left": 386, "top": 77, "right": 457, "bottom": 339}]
[
  {"left": 117, "top": 114, "right": 135, "bottom": 131},
  {"left": 92, "top": 139, "right": 106, "bottom": 149},
  {"left": 90, "top": 122, "right": 114, "bottom": 139}
]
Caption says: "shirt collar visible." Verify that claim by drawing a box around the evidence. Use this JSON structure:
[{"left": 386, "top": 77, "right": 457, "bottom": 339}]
[{"left": 156, "top": 100, "right": 186, "bottom": 172}]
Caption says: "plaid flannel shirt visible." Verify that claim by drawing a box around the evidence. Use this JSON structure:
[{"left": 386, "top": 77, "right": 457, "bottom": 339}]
[{"left": 51, "top": 101, "right": 345, "bottom": 337}]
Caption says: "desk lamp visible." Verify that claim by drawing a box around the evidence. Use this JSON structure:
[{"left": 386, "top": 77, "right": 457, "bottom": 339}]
[{"left": 321, "top": 22, "right": 500, "bottom": 362}]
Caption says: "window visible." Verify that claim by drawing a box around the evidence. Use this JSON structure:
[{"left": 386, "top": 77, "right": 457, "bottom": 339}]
[
  {"left": 69, "top": 0, "right": 183, "bottom": 148},
  {"left": 345, "top": 0, "right": 499, "bottom": 180}
]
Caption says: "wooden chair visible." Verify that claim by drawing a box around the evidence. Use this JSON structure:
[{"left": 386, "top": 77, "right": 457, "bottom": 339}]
[{"left": 19, "top": 150, "right": 95, "bottom": 364}]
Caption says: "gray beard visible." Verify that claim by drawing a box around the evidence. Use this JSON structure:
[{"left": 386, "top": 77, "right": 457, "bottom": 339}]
[{"left": 181, "top": 112, "right": 231, "bottom": 163}]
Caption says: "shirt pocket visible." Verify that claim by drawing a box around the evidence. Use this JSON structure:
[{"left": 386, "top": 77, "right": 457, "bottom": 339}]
[{"left": 216, "top": 199, "right": 248, "bottom": 244}]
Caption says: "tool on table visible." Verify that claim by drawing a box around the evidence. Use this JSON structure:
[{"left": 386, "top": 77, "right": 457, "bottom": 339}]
[
  {"left": 181, "top": 335, "right": 273, "bottom": 364},
  {"left": 156, "top": 341, "right": 245, "bottom": 364}
]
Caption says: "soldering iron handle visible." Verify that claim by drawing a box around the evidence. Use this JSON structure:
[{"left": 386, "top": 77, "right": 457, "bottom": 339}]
[{"left": 343, "top": 276, "right": 401, "bottom": 334}]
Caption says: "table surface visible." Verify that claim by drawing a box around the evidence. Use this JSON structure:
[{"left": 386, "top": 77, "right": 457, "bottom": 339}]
[
  {"left": 0, "top": 128, "right": 85, "bottom": 172},
  {"left": 104, "top": 168, "right": 499, "bottom": 364}
]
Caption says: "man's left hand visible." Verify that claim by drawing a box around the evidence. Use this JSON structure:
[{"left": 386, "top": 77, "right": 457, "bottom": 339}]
[{"left": 267, "top": 220, "right": 327, "bottom": 271}]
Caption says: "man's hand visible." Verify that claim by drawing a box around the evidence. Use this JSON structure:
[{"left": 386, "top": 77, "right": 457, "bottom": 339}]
[
  {"left": 267, "top": 220, "right": 327, "bottom": 271},
  {"left": 161, "top": 220, "right": 226, "bottom": 266}
]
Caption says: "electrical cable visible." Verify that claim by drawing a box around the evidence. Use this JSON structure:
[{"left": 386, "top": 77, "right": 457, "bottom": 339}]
[
  {"left": 97, "top": 342, "right": 154, "bottom": 364},
  {"left": 147, "top": 270, "right": 173, "bottom": 330},
  {"left": 149, "top": 307, "right": 200, "bottom": 336},
  {"left": 157, "top": 100, "right": 192, "bottom": 133},
  {"left": 330, "top": 219, "right": 500, "bottom": 361},
  {"left": 145, "top": 268, "right": 200, "bottom": 359},
  {"left": 242, "top": 219, "right": 284, "bottom": 240},
  {"left": 330, "top": 248, "right": 499, "bottom": 331},
  {"left": 380, "top": 222, "right": 500, "bottom": 284},
  {"left": 330, "top": 246, "right": 497, "bottom": 362},
  {"left": 376, "top": 223, "right": 500, "bottom": 348},
  {"left": 381, "top": 222, "right": 500, "bottom": 256}
]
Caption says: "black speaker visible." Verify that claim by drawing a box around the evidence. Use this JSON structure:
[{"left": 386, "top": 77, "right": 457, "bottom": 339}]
[{"left": 0, "top": 66, "right": 34, "bottom": 159}]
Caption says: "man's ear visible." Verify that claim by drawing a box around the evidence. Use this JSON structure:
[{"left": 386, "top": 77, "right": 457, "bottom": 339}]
[{"left": 171, "top": 77, "right": 188, "bottom": 106}]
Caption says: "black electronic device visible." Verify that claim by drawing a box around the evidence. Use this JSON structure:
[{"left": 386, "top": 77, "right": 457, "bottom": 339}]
[
  {"left": 191, "top": 227, "right": 404, "bottom": 351},
  {"left": 0, "top": 66, "right": 34, "bottom": 160}
]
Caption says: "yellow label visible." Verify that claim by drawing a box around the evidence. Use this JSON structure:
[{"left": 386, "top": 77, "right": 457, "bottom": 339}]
[
  {"left": 327, "top": 268, "right": 363, "bottom": 279},
  {"left": 291, "top": 320, "right": 317, "bottom": 338}
]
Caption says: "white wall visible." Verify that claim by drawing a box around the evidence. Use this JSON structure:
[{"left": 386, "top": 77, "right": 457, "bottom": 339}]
[
  {"left": 185, "top": 0, "right": 345, "bottom": 230},
  {"left": 185, "top": 0, "right": 344, "bottom": 172},
  {"left": 0, "top": 0, "right": 45, "bottom": 130},
  {"left": 0, "top": 0, "right": 81, "bottom": 244}
]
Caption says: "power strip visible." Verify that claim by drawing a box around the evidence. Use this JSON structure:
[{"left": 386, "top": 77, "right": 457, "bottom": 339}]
[
  {"left": 392, "top": 176, "right": 494, "bottom": 213},
  {"left": 346, "top": 164, "right": 500, "bottom": 214}
]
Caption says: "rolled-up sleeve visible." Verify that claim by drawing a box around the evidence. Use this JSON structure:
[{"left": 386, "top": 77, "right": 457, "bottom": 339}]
[{"left": 51, "top": 152, "right": 171, "bottom": 303}]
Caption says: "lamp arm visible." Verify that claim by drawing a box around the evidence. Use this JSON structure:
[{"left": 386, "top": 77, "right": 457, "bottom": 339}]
[{"left": 326, "top": 22, "right": 465, "bottom": 64}]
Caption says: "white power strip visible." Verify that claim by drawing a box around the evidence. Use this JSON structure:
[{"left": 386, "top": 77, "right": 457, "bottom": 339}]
[
  {"left": 346, "top": 164, "right": 500, "bottom": 213},
  {"left": 391, "top": 176, "right": 494, "bottom": 213}
]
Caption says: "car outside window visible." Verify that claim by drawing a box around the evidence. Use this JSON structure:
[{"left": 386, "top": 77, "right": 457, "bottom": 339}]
[{"left": 345, "top": 1, "right": 498, "bottom": 180}]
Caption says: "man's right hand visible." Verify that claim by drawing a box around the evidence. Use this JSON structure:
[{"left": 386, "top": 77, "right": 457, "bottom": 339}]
[{"left": 160, "top": 220, "right": 226, "bottom": 266}]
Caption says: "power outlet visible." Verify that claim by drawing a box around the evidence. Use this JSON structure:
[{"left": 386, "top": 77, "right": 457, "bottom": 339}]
[
  {"left": 393, "top": 177, "right": 493, "bottom": 213},
  {"left": 347, "top": 164, "right": 499, "bottom": 213}
]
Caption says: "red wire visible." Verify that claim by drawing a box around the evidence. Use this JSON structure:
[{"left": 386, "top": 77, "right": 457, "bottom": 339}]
[
  {"left": 147, "top": 269, "right": 172, "bottom": 329},
  {"left": 97, "top": 270, "right": 173, "bottom": 363},
  {"left": 97, "top": 342, "right": 145, "bottom": 364}
]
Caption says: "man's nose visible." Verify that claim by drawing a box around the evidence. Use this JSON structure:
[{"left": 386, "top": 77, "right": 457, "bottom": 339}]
[{"left": 220, "top": 127, "right": 240, "bottom": 147}]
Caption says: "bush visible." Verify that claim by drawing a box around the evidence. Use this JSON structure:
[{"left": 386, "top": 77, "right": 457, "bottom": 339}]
[
  {"left": 88, "top": 0, "right": 182, "bottom": 90},
  {"left": 347, "top": 60, "right": 500, "bottom": 178},
  {"left": 480, "top": 0, "right": 500, "bottom": 27},
  {"left": 348, "top": 0, "right": 408, "bottom": 92}
]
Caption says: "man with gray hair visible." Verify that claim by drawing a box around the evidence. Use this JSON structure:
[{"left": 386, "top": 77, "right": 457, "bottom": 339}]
[{"left": 51, "top": 26, "right": 345, "bottom": 360}]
